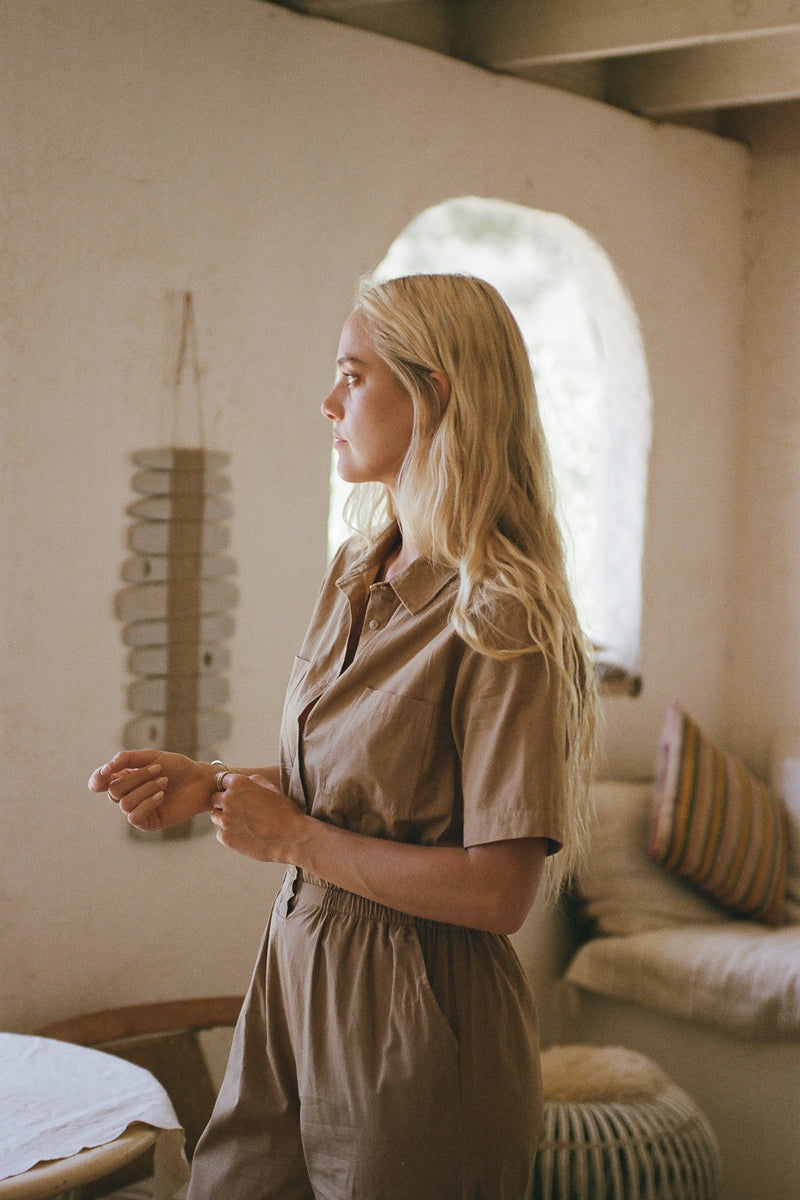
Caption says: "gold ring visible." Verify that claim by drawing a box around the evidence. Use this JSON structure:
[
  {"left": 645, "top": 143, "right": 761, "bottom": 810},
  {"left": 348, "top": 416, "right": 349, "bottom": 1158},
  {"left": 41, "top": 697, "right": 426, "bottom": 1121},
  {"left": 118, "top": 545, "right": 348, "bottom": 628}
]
[{"left": 212, "top": 761, "right": 230, "bottom": 792}]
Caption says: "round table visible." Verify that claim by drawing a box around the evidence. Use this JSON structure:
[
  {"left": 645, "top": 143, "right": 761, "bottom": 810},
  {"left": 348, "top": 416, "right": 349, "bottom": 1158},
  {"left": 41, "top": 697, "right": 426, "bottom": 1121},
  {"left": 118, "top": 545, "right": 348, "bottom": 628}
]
[
  {"left": 0, "top": 1125, "right": 157, "bottom": 1200},
  {"left": 0, "top": 1033, "right": 187, "bottom": 1200}
]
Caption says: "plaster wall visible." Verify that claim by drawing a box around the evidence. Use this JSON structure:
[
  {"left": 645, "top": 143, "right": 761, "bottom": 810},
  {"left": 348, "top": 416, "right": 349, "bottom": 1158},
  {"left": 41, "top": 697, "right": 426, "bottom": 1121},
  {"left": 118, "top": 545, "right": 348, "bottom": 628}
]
[
  {"left": 0, "top": 0, "right": 749, "bottom": 1031},
  {"left": 724, "top": 106, "right": 800, "bottom": 778}
]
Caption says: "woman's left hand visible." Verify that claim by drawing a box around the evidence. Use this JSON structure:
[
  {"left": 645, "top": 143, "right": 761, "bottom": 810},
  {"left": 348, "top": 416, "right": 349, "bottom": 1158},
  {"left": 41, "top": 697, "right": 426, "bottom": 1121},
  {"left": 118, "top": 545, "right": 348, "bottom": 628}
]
[{"left": 210, "top": 772, "right": 306, "bottom": 863}]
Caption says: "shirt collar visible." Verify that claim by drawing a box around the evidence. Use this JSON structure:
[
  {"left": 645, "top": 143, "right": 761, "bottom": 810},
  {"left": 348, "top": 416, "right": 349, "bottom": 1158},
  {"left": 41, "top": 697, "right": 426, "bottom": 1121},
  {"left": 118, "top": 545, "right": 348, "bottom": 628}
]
[{"left": 336, "top": 522, "right": 457, "bottom": 615}]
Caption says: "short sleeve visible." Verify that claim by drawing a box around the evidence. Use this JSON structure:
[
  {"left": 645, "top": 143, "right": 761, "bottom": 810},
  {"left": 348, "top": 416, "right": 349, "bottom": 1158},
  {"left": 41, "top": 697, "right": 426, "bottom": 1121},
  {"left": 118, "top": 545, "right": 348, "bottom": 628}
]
[{"left": 452, "top": 643, "right": 565, "bottom": 850}]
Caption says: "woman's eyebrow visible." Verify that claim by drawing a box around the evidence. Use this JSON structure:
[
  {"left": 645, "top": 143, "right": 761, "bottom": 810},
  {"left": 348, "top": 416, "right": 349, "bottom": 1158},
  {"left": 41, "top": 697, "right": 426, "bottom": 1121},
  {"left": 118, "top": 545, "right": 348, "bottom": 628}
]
[{"left": 337, "top": 355, "right": 366, "bottom": 367}]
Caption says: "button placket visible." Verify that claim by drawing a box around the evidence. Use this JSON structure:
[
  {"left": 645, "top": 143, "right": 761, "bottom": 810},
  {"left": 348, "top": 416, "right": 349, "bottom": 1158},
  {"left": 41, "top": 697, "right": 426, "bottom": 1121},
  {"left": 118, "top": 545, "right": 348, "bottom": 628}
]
[
  {"left": 361, "top": 586, "right": 397, "bottom": 643},
  {"left": 275, "top": 865, "right": 300, "bottom": 919}
]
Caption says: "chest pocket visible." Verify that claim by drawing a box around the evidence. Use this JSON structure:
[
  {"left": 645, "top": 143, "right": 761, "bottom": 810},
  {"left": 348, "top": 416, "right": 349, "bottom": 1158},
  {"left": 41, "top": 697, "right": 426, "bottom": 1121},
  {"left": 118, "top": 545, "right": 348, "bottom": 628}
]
[{"left": 309, "top": 685, "right": 436, "bottom": 839}]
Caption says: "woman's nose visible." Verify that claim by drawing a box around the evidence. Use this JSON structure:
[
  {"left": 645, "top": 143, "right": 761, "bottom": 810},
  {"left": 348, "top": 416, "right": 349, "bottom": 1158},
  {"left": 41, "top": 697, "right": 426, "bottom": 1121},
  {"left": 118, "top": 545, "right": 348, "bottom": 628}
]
[{"left": 321, "top": 382, "right": 343, "bottom": 421}]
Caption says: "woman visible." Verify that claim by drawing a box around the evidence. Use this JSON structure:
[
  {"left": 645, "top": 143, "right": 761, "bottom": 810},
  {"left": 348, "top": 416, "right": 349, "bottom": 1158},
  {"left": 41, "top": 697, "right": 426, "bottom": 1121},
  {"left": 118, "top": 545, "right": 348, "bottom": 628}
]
[{"left": 89, "top": 273, "right": 597, "bottom": 1199}]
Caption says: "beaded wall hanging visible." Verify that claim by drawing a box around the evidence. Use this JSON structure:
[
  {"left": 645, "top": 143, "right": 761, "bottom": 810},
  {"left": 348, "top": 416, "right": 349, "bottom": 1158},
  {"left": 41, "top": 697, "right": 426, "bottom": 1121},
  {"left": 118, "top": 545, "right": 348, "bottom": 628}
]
[{"left": 115, "top": 294, "right": 237, "bottom": 838}]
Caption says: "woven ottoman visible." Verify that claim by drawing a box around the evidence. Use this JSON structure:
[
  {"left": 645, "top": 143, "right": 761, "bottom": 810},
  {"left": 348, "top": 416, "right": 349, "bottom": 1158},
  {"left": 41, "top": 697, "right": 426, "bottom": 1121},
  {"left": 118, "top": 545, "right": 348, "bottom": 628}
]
[{"left": 532, "top": 1045, "right": 720, "bottom": 1200}]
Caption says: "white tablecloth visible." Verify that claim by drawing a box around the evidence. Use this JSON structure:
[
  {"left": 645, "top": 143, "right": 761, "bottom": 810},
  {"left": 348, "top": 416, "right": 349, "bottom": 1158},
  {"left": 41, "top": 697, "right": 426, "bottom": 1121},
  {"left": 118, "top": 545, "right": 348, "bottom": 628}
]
[{"left": 0, "top": 1033, "right": 189, "bottom": 1199}]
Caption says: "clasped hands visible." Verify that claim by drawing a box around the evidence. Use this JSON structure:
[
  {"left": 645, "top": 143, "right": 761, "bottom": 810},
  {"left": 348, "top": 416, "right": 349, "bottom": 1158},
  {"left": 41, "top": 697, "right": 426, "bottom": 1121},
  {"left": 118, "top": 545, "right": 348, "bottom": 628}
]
[{"left": 88, "top": 748, "right": 305, "bottom": 863}]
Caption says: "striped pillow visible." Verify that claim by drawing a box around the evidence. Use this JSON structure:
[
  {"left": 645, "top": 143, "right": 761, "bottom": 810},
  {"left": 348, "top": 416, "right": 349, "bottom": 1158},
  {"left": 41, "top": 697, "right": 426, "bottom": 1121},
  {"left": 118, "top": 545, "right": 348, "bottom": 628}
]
[{"left": 649, "top": 703, "right": 788, "bottom": 925}]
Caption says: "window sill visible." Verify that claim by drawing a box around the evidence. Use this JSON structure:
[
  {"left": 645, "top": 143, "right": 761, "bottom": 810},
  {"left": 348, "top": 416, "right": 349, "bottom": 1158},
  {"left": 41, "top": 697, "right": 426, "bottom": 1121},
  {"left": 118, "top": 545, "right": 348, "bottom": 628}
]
[{"left": 597, "top": 664, "right": 642, "bottom": 697}]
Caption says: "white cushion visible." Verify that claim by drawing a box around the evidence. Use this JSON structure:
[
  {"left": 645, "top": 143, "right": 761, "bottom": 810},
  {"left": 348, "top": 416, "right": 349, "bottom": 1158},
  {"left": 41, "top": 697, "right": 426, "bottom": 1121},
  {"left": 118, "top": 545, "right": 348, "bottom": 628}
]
[
  {"left": 574, "top": 780, "right": 734, "bottom": 936},
  {"left": 565, "top": 923, "right": 800, "bottom": 1037}
]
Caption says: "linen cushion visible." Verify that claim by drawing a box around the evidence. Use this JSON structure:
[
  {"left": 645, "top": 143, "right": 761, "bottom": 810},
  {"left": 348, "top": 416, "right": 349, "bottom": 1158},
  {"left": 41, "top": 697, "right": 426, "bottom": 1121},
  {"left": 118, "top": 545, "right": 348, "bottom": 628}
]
[
  {"left": 649, "top": 704, "right": 788, "bottom": 925},
  {"left": 565, "top": 923, "right": 800, "bottom": 1037},
  {"left": 575, "top": 780, "right": 734, "bottom": 936}
]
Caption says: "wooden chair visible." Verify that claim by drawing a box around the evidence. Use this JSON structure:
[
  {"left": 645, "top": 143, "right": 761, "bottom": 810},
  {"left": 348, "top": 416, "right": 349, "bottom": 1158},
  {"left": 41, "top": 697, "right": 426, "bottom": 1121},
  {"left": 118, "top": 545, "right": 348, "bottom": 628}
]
[{"left": 37, "top": 996, "right": 243, "bottom": 1198}]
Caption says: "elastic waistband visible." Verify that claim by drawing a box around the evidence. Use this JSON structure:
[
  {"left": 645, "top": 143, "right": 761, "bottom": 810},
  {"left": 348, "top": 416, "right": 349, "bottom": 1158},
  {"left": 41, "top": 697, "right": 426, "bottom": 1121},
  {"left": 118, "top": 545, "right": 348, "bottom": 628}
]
[{"left": 278, "top": 866, "right": 463, "bottom": 933}]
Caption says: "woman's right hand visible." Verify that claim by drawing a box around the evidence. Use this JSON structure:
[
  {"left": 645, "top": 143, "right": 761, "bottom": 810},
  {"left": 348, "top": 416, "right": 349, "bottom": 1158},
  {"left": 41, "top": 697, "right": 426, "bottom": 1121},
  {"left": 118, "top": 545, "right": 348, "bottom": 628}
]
[{"left": 88, "top": 749, "right": 217, "bottom": 832}]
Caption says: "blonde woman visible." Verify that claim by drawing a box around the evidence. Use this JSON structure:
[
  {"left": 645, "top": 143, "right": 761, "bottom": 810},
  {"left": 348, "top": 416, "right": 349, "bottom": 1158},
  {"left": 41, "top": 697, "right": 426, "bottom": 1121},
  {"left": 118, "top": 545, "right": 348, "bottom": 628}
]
[{"left": 90, "top": 273, "right": 597, "bottom": 1199}]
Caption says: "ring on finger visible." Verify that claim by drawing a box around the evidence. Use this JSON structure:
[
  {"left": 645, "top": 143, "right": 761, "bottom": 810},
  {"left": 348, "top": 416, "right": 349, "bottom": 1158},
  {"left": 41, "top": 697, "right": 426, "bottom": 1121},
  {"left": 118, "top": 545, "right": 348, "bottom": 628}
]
[{"left": 212, "top": 760, "right": 230, "bottom": 792}]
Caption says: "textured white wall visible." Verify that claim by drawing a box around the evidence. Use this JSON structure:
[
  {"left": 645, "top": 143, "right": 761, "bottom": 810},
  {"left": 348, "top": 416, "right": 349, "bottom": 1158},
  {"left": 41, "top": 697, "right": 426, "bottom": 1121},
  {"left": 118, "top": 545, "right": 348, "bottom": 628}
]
[
  {"left": 726, "top": 108, "right": 800, "bottom": 777},
  {"left": 0, "top": 0, "right": 749, "bottom": 1030}
]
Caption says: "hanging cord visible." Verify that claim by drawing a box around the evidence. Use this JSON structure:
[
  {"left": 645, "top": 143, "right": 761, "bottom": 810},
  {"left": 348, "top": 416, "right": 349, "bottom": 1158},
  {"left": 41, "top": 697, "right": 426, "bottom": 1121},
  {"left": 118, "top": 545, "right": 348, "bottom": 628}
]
[{"left": 170, "top": 290, "right": 207, "bottom": 448}]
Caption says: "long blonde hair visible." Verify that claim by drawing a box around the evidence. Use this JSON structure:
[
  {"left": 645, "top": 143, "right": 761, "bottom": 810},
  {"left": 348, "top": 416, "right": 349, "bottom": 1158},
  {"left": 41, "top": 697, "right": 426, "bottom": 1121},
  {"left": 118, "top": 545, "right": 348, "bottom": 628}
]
[{"left": 348, "top": 272, "right": 597, "bottom": 886}]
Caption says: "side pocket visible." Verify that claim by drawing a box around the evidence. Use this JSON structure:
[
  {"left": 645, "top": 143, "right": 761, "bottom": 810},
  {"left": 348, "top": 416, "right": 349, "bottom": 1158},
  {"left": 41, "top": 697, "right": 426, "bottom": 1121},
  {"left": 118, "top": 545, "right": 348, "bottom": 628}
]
[{"left": 407, "top": 925, "right": 461, "bottom": 1052}]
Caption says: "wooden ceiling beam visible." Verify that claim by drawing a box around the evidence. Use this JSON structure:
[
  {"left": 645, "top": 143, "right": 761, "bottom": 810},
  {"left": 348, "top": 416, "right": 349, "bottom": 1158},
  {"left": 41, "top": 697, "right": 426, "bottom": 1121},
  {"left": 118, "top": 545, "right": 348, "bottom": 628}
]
[
  {"left": 456, "top": 0, "right": 800, "bottom": 68},
  {"left": 607, "top": 30, "right": 800, "bottom": 115}
]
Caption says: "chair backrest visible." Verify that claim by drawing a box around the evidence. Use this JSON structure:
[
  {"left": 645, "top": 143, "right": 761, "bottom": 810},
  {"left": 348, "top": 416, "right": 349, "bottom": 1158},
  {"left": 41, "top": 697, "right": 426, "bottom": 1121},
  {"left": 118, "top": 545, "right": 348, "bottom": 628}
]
[{"left": 38, "top": 996, "right": 243, "bottom": 1163}]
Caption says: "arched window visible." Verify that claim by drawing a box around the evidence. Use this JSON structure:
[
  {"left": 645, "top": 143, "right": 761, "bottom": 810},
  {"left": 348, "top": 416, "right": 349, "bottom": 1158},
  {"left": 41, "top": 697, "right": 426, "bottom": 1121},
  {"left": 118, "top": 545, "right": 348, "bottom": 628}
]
[{"left": 329, "top": 198, "right": 651, "bottom": 685}]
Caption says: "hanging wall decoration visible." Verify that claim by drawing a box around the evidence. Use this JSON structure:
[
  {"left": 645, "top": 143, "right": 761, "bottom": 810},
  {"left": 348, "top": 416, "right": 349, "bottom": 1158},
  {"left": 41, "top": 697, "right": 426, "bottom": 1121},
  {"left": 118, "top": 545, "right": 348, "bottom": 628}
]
[{"left": 115, "top": 293, "right": 237, "bottom": 839}]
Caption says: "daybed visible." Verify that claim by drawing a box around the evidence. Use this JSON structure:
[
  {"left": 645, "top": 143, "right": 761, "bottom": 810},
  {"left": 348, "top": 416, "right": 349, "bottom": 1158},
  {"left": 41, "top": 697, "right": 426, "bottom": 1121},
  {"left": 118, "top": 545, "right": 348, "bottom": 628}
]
[{"left": 533, "top": 710, "right": 800, "bottom": 1200}]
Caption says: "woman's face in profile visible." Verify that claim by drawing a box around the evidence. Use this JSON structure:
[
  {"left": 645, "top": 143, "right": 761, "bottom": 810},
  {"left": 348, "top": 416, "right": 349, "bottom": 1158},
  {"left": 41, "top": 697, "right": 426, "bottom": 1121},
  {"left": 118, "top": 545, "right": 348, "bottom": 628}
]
[{"left": 321, "top": 310, "right": 414, "bottom": 492}]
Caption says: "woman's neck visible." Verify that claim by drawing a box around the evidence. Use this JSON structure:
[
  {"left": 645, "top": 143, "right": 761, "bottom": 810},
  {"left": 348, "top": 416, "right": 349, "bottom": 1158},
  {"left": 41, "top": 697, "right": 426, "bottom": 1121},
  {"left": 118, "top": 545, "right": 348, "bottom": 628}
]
[{"left": 382, "top": 529, "right": 420, "bottom": 582}]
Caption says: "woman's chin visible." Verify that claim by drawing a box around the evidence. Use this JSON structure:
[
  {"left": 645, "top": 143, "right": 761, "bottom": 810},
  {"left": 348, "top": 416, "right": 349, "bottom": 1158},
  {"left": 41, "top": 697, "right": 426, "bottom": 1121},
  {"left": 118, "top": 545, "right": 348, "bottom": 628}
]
[{"left": 335, "top": 459, "right": 362, "bottom": 485}]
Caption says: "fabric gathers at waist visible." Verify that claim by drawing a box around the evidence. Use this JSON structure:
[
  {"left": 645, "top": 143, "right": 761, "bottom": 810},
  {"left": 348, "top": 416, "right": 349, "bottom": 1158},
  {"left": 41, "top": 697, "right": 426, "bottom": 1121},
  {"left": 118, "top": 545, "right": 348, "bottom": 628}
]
[{"left": 278, "top": 865, "right": 474, "bottom": 934}]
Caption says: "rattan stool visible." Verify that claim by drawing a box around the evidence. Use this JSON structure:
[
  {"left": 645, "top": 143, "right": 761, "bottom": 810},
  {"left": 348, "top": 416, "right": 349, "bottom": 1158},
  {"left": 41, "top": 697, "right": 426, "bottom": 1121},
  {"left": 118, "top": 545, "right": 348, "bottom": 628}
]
[{"left": 532, "top": 1045, "right": 720, "bottom": 1200}]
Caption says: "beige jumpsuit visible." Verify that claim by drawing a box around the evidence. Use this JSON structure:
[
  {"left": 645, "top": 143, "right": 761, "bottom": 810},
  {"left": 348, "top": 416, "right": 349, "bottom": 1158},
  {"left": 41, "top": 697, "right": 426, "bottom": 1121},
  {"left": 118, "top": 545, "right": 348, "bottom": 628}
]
[{"left": 187, "top": 524, "right": 565, "bottom": 1200}]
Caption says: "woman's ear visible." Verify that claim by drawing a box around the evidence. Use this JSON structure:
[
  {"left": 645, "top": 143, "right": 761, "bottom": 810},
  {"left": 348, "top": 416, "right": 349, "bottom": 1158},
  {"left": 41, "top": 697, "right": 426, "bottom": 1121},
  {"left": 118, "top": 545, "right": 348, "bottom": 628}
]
[{"left": 429, "top": 370, "right": 451, "bottom": 410}]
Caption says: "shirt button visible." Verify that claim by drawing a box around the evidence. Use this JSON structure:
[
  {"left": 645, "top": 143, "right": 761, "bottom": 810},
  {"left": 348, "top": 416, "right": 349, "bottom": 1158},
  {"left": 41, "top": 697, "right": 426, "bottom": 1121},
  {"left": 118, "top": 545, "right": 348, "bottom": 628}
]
[{"left": 368, "top": 619, "right": 380, "bottom": 630}]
